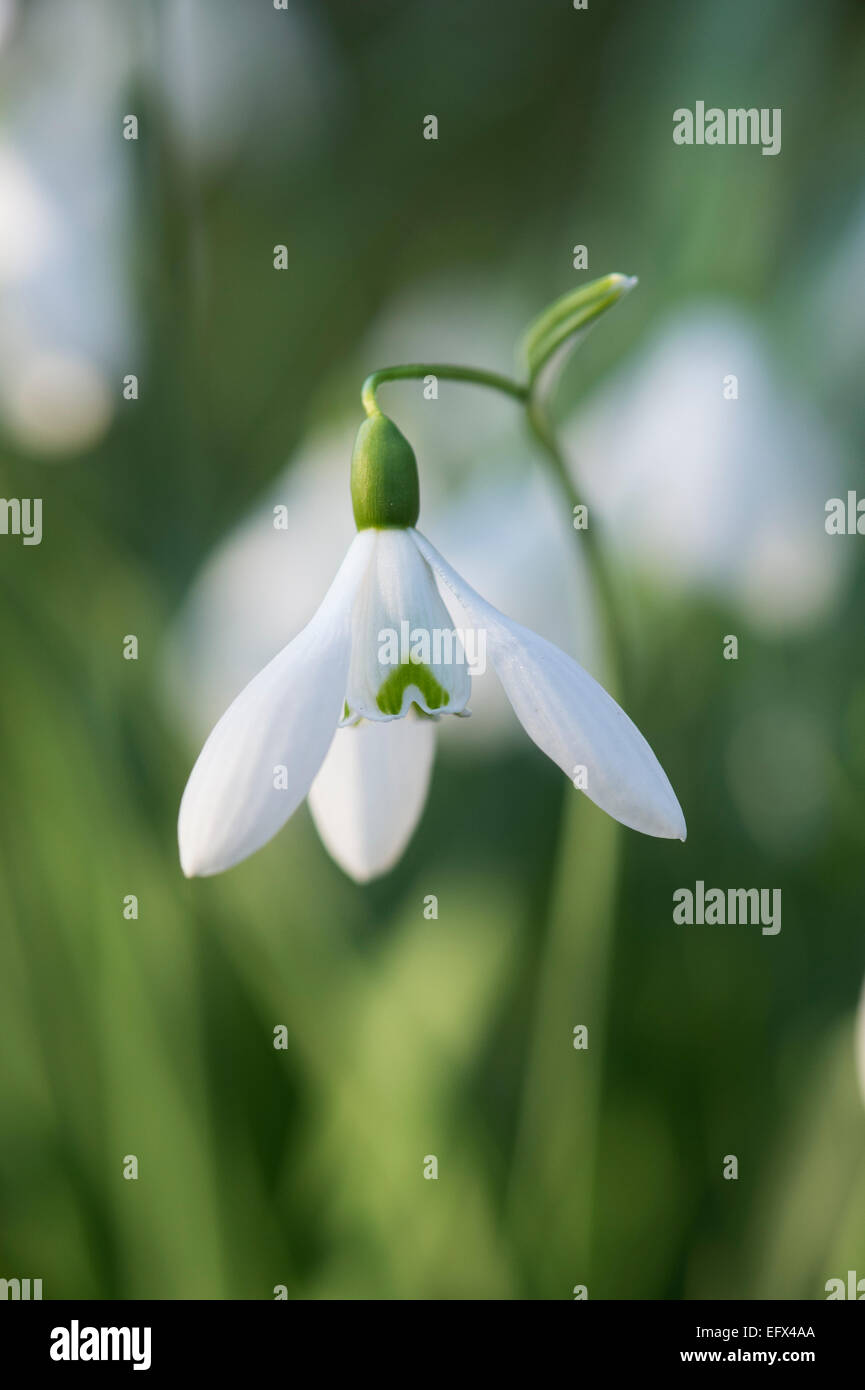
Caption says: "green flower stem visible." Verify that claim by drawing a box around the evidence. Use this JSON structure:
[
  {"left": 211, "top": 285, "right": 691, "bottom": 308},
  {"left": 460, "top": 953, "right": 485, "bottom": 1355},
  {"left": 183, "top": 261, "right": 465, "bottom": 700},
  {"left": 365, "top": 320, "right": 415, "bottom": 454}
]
[{"left": 361, "top": 364, "right": 528, "bottom": 417}]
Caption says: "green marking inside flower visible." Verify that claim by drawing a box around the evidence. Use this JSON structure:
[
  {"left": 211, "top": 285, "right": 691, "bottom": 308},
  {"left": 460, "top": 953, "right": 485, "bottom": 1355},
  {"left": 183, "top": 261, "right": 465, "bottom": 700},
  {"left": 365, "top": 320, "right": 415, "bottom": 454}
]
[{"left": 376, "top": 658, "right": 450, "bottom": 716}]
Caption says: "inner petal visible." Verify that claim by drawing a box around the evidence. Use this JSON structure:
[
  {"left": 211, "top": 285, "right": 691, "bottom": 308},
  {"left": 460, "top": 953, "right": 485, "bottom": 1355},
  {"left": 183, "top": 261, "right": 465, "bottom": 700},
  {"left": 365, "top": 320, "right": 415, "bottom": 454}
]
[{"left": 344, "top": 529, "right": 471, "bottom": 722}]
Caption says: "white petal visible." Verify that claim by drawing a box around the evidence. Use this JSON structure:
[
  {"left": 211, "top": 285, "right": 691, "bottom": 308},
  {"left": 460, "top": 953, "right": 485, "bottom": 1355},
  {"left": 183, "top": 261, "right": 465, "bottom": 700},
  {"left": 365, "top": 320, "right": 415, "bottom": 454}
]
[
  {"left": 345, "top": 528, "right": 471, "bottom": 721},
  {"left": 307, "top": 710, "right": 436, "bottom": 882},
  {"left": 412, "top": 529, "right": 686, "bottom": 841},
  {"left": 178, "top": 531, "right": 375, "bottom": 876}
]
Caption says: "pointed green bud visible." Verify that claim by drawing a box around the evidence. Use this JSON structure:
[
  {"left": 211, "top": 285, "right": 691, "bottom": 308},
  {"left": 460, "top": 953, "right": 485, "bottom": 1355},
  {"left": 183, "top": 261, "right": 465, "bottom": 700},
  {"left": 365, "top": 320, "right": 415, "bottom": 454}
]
[
  {"left": 521, "top": 272, "right": 637, "bottom": 386},
  {"left": 350, "top": 411, "right": 420, "bottom": 529}
]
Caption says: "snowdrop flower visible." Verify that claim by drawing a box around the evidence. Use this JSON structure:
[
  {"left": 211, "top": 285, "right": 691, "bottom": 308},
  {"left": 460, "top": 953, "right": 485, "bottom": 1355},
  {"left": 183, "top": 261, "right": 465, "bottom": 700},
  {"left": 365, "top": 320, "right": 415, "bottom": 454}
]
[{"left": 179, "top": 408, "right": 686, "bottom": 881}]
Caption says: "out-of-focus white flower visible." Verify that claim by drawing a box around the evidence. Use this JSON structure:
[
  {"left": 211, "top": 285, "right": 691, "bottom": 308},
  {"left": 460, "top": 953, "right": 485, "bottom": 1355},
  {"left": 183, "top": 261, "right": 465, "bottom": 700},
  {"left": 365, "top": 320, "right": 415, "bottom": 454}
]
[
  {"left": 564, "top": 307, "right": 850, "bottom": 631},
  {"left": 0, "top": 0, "right": 141, "bottom": 455},
  {"left": 0, "top": 141, "right": 55, "bottom": 282},
  {"left": 0, "top": 347, "right": 111, "bottom": 455}
]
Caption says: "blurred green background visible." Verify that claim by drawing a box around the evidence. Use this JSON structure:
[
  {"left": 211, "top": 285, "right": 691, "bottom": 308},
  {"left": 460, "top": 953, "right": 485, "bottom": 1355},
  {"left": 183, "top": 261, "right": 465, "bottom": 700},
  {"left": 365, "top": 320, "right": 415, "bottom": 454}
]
[{"left": 1, "top": 0, "right": 865, "bottom": 1299}]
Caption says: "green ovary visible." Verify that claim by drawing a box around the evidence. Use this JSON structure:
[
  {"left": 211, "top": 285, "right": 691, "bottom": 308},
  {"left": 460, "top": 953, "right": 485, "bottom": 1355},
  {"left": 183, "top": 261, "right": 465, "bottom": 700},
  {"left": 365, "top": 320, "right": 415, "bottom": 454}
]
[{"left": 376, "top": 658, "right": 450, "bottom": 716}]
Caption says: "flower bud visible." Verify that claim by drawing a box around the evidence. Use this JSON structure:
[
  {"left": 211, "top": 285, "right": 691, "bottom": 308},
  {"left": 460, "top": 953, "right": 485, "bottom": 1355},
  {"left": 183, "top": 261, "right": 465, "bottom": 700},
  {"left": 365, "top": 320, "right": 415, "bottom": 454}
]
[{"left": 350, "top": 412, "right": 420, "bottom": 529}]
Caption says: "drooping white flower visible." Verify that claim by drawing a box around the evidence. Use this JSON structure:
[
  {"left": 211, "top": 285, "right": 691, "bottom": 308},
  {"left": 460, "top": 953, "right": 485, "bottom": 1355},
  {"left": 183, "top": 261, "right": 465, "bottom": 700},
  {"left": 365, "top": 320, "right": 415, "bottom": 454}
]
[{"left": 179, "top": 429, "right": 686, "bottom": 881}]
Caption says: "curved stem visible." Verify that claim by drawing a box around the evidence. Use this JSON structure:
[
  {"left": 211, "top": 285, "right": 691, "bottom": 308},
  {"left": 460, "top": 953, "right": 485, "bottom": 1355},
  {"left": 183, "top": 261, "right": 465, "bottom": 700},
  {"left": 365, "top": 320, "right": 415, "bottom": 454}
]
[{"left": 361, "top": 364, "right": 528, "bottom": 416}]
